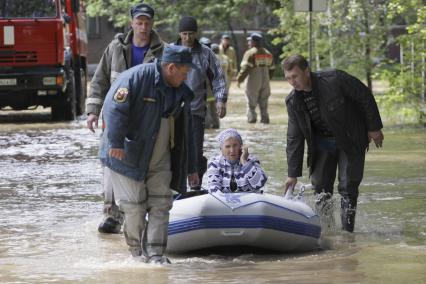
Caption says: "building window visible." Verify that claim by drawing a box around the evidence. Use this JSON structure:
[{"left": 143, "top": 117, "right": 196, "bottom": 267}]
[{"left": 87, "top": 16, "right": 100, "bottom": 39}]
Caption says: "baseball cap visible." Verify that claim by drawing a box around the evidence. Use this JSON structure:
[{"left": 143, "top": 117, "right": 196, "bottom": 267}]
[
  {"left": 130, "top": 3, "right": 154, "bottom": 19},
  {"left": 247, "top": 32, "right": 262, "bottom": 42},
  {"left": 161, "top": 44, "right": 196, "bottom": 68}
]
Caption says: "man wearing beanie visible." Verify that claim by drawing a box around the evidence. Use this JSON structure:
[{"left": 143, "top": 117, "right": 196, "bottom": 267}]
[
  {"left": 175, "top": 16, "right": 228, "bottom": 189},
  {"left": 86, "top": 2, "right": 164, "bottom": 234}
]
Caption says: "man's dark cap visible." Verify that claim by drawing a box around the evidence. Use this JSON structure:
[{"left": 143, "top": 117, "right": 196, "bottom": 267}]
[
  {"left": 179, "top": 16, "right": 198, "bottom": 32},
  {"left": 130, "top": 3, "right": 154, "bottom": 19},
  {"left": 161, "top": 44, "right": 195, "bottom": 67},
  {"left": 247, "top": 32, "right": 262, "bottom": 42},
  {"left": 221, "top": 33, "right": 231, "bottom": 39}
]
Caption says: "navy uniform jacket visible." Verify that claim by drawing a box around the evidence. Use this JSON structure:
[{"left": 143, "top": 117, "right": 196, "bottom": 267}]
[{"left": 100, "top": 60, "right": 196, "bottom": 193}]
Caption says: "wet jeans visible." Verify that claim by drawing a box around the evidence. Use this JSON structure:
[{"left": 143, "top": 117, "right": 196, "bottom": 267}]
[{"left": 311, "top": 136, "right": 365, "bottom": 202}]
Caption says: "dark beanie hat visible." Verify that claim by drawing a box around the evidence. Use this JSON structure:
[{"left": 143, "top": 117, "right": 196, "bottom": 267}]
[{"left": 179, "top": 16, "right": 198, "bottom": 32}]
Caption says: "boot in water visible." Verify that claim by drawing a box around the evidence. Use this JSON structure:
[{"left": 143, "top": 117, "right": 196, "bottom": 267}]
[
  {"left": 98, "top": 216, "right": 121, "bottom": 234},
  {"left": 148, "top": 255, "right": 171, "bottom": 264},
  {"left": 341, "top": 197, "right": 357, "bottom": 232}
]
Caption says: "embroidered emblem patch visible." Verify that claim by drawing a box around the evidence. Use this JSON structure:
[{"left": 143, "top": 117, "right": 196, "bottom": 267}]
[{"left": 113, "top": 87, "right": 128, "bottom": 103}]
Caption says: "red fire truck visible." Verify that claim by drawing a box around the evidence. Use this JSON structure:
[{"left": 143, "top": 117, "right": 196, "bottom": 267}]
[{"left": 0, "top": 0, "right": 87, "bottom": 121}]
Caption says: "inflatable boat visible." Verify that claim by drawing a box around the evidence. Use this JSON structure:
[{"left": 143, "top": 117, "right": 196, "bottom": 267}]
[{"left": 167, "top": 191, "right": 321, "bottom": 253}]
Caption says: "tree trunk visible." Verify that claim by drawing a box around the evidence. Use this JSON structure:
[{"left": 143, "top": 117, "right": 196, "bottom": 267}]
[{"left": 362, "top": 0, "right": 372, "bottom": 91}]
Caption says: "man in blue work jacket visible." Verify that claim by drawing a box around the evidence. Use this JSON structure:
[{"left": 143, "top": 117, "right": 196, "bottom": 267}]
[{"left": 100, "top": 45, "right": 199, "bottom": 264}]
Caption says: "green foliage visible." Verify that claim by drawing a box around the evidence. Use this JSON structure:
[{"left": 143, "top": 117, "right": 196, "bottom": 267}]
[
  {"left": 272, "top": 0, "right": 425, "bottom": 125},
  {"left": 271, "top": 0, "right": 388, "bottom": 79},
  {"left": 381, "top": 0, "right": 426, "bottom": 124},
  {"left": 85, "top": 0, "right": 425, "bottom": 124},
  {"left": 85, "top": 0, "right": 256, "bottom": 31}
]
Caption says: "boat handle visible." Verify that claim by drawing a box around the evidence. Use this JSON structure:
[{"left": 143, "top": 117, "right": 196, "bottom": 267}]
[{"left": 221, "top": 229, "right": 245, "bottom": 236}]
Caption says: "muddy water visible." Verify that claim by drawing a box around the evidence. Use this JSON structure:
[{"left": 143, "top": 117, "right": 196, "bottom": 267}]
[{"left": 0, "top": 82, "right": 425, "bottom": 283}]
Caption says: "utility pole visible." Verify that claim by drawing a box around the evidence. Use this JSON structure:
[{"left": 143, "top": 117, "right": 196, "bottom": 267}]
[{"left": 293, "top": 0, "right": 327, "bottom": 70}]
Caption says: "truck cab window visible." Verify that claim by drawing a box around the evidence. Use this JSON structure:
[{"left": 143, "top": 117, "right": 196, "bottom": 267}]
[{"left": 0, "top": 0, "right": 57, "bottom": 19}]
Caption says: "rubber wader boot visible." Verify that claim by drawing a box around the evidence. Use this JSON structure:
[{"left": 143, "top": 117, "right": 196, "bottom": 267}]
[
  {"left": 260, "top": 115, "right": 270, "bottom": 124},
  {"left": 98, "top": 216, "right": 121, "bottom": 234},
  {"left": 148, "top": 255, "right": 171, "bottom": 264},
  {"left": 341, "top": 197, "right": 357, "bottom": 232},
  {"left": 247, "top": 109, "right": 257, "bottom": 123}
]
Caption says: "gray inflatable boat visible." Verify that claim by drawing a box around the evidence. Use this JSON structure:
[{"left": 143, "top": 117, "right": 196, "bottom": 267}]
[{"left": 167, "top": 191, "right": 321, "bottom": 253}]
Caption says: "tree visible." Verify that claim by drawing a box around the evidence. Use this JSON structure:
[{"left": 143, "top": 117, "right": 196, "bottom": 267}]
[
  {"left": 379, "top": 0, "right": 426, "bottom": 124},
  {"left": 271, "top": 0, "right": 389, "bottom": 89},
  {"left": 85, "top": 0, "right": 278, "bottom": 58}
]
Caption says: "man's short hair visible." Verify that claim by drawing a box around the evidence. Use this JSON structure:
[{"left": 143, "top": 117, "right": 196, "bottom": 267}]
[{"left": 282, "top": 54, "right": 309, "bottom": 71}]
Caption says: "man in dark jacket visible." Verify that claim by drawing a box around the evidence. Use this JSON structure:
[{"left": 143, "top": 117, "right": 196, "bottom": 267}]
[
  {"left": 86, "top": 3, "right": 164, "bottom": 234},
  {"left": 100, "top": 45, "right": 199, "bottom": 263},
  {"left": 175, "top": 16, "right": 228, "bottom": 188},
  {"left": 282, "top": 54, "right": 384, "bottom": 232}
]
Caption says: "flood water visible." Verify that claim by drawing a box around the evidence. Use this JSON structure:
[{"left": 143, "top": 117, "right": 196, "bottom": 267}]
[{"left": 0, "top": 82, "right": 425, "bottom": 283}]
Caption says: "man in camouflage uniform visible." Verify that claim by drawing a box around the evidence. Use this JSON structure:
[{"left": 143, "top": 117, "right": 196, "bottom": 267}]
[
  {"left": 236, "top": 33, "right": 275, "bottom": 124},
  {"left": 85, "top": 3, "right": 164, "bottom": 234},
  {"left": 219, "top": 33, "right": 238, "bottom": 92},
  {"left": 205, "top": 43, "right": 232, "bottom": 129}
]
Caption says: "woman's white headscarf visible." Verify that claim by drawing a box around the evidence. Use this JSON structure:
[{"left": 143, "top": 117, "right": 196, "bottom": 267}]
[{"left": 217, "top": 128, "right": 243, "bottom": 147}]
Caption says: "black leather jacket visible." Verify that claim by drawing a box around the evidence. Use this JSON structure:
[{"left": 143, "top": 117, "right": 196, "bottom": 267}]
[{"left": 285, "top": 69, "right": 383, "bottom": 177}]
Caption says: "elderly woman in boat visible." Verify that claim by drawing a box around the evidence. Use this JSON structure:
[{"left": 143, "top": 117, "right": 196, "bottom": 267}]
[{"left": 207, "top": 128, "right": 267, "bottom": 192}]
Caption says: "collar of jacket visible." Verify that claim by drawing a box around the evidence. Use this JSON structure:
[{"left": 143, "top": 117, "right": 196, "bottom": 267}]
[
  {"left": 154, "top": 60, "right": 165, "bottom": 89},
  {"left": 309, "top": 71, "right": 319, "bottom": 92},
  {"left": 175, "top": 38, "right": 202, "bottom": 53},
  {"left": 291, "top": 71, "right": 318, "bottom": 98},
  {"left": 121, "top": 29, "right": 163, "bottom": 51}
]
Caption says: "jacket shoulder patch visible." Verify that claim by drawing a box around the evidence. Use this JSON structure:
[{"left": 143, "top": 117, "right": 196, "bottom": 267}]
[{"left": 113, "top": 87, "right": 128, "bottom": 103}]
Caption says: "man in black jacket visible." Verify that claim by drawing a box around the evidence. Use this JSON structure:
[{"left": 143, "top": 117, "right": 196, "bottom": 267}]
[{"left": 282, "top": 54, "right": 384, "bottom": 232}]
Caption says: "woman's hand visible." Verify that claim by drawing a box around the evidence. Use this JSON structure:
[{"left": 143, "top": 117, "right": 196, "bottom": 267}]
[{"left": 240, "top": 146, "right": 249, "bottom": 165}]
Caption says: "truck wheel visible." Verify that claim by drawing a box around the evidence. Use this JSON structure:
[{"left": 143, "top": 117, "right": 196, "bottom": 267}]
[
  {"left": 75, "top": 67, "right": 87, "bottom": 116},
  {"left": 51, "top": 69, "right": 77, "bottom": 121}
]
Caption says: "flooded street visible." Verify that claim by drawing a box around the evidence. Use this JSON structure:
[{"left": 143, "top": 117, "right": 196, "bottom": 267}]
[{"left": 0, "top": 81, "right": 425, "bottom": 283}]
